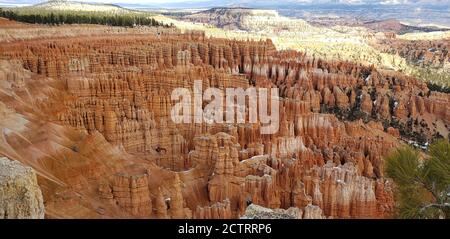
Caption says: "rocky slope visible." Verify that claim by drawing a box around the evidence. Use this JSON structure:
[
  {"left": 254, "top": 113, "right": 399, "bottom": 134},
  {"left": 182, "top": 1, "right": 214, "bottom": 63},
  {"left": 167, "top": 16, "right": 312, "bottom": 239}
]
[
  {"left": 0, "top": 19, "right": 448, "bottom": 219},
  {"left": 0, "top": 157, "right": 45, "bottom": 219},
  {"left": 174, "top": 8, "right": 449, "bottom": 91},
  {"left": 174, "top": 8, "right": 415, "bottom": 75},
  {"left": 372, "top": 36, "right": 450, "bottom": 88},
  {"left": 180, "top": 8, "right": 284, "bottom": 31}
]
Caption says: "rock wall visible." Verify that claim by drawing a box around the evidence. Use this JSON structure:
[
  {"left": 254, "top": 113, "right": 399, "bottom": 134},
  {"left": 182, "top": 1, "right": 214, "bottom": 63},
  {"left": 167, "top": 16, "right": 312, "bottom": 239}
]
[
  {"left": 0, "top": 157, "right": 45, "bottom": 219},
  {"left": 241, "top": 203, "right": 325, "bottom": 219},
  {"left": 0, "top": 25, "right": 448, "bottom": 218},
  {"left": 107, "top": 172, "right": 152, "bottom": 217}
]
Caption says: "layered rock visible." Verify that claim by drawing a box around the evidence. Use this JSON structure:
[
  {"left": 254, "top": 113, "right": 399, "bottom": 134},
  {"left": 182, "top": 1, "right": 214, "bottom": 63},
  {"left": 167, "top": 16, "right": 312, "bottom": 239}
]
[
  {"left": 302, "top": 204, "right": 326, "bottom": 219},
  {"left": 241, "top": 204, "right": 302, "bottom": 219},
  {"left": 168, "top": 174, "right": 191, "bottom": 219},
  {"left": 194, "top": 199, "right": 233, "bottom": 219},
  {"left": 0, "top": 157, "right": 45, "bottom": 219},
  {"left": 0, "top": 23, "right": 447, "bottom": 219},
  {"left": 110, "top": 172, "right": 152, "bottom": 217}
]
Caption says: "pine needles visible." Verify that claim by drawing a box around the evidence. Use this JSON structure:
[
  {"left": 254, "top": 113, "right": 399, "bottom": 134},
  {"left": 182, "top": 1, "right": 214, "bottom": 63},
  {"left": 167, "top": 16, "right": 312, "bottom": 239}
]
[{"left": 385, "top": 139, "right": 450, "bottom": 219}]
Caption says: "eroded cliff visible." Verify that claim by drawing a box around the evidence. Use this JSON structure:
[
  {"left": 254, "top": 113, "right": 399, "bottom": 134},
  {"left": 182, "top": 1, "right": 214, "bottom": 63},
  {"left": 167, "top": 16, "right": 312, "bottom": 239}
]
[{"left": 0, "top": 20, "right": 448, "bottom": 218}]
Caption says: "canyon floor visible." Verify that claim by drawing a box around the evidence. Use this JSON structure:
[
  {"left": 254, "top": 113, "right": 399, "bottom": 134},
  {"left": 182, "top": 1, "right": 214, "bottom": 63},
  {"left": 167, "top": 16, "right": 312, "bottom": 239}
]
[{"left": 0, "top": 7, "right": 449, "bottom": 219}]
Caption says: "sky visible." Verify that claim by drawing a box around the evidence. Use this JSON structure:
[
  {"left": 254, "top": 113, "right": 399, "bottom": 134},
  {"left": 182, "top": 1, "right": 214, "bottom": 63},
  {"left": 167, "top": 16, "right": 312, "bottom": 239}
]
[
  {"left": 0, "top": 0, "right": 448, "bottom": 5},
  {"left": 0, "top": 0, "right": 448, "bottom": 9}
]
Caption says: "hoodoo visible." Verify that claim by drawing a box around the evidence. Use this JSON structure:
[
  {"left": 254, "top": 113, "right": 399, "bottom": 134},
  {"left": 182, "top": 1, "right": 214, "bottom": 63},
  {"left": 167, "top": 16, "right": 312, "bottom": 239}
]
[{"left": 0, "top": 0, "right": 448, "bottom": 220}]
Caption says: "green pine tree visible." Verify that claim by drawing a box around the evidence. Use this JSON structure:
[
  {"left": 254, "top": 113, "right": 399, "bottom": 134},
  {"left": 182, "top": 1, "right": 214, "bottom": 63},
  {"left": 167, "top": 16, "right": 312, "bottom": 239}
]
[{"left": 385, "top": 139, "right": 450, "bottom": 219}]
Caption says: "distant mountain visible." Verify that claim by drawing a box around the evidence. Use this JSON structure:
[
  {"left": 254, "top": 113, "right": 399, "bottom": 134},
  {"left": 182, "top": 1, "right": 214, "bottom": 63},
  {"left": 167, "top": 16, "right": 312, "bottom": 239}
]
[
  {"left": 2, "top": 0, "right": 448, "bottom": 9},
  {"left": 27, "top": 0, "right": 133, "bottom": 13},
  {"left": 176, "top": 6, "right": 449, "bottom": 35},
  {"left": 363, "top": 19, "right": 449, "bottom": 34},
  {"left": 117, "top": 0, "right": 450, "bottom": 9}
]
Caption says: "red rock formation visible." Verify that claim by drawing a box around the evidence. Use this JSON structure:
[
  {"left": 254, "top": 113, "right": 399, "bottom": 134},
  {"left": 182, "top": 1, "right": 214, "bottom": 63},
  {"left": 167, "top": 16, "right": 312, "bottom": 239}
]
[
  {"left": 303, "top": 204, "right": 326, "bottom": 219},
  {"left": 194, "top": 199, "right": 233, "bottom": 219},
  {"left": 374, "top": 37, "right": 449, "bottom": 69},
  {"left": 154, "top": 187, "right": 169, "bottom": 219},
  {"left": 169, "top": 174, "right": 191, "bottom": 219},
  {"left": 0, "top": 22, "right": 446, "bottom": 219},
  {"left": 111, "top": 172, "right": 152, "bottom": 217}
]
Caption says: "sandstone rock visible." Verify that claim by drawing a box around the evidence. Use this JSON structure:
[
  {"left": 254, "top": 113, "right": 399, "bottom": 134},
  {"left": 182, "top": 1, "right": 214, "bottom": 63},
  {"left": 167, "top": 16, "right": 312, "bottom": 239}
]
[
  {"left": 387, "top": 127, "right": 400, "bottom": 138},
  {"left": 194, "top": 199, "right": 233, "bottom": 219},
  {"left": 360, "top": 92, "right": 373, "bottom": 114},
  {"left": 308, "top": 161, "right": 382, "bottom": 218},
  {"left": 303, "top": 204, "right": 325, "bottom": 219},
  {"left": 169, "top": 174, "right": 189, "bottom": 219},
  {"left": 111, "top": 172, "right": 152, "bottom": 217},
  {"left": 154, "top": 187, "right": 169, "bottom": 219},
  {"left": 0, "top": 157, "right": 45, "bottom": 219},
  {"left": 241, "top": 204, "right": 302, "bottom": 219},
  {"left": 0, "top": 24, "right": 446, "bottom": 219}
]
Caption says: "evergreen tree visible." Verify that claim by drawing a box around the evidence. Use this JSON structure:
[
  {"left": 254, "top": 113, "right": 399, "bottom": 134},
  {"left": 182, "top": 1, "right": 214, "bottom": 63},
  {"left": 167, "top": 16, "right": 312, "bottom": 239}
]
[
  {"left": 0, "top": 9, "right": 169, "bottom": 28},
  {"left": 385, "top": 139, "right": 450, "bottom": 218}
]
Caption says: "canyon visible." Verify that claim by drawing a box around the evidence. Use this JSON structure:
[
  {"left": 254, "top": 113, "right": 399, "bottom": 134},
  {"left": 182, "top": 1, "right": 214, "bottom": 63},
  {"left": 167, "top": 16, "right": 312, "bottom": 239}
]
[
  {"left": 0, "top": 4, "right": 449, "bottom": 219},
  {"left": 170, "top": 8, "right": 450, "bottom": 90}
]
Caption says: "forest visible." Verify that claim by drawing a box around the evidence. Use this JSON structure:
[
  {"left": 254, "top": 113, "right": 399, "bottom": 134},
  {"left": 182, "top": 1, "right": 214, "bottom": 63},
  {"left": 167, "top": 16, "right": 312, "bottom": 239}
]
[{"left": 0, "top": 8, "right": 172, "bottom": 28}]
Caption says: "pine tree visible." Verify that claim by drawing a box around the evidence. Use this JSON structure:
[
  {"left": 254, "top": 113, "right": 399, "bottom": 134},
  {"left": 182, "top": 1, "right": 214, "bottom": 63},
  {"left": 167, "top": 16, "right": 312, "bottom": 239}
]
[
  {"left": 0, "top": 9, "right": 169, "bottom": 28},
  {"left": 386, "top": 139, "right": 450, "bottom": 218}
]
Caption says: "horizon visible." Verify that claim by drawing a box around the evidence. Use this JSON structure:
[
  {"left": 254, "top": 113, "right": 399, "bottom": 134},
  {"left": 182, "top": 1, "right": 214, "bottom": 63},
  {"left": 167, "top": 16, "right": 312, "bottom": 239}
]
[
  {"left": 1, "top": 0, "right": 449, "bottom": 8},
  {"left": 1, "top": 0, "right": 448, "bottom": 27}
]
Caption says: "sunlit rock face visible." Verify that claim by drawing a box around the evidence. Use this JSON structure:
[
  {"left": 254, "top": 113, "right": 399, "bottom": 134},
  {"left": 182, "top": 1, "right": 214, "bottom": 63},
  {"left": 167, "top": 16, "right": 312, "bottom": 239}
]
[
  {"left": 0, "top": 157, "right": 45, "bottom": 219},
  {"left": 0, "top": 19, "right": 448, "bottom": 219}
]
